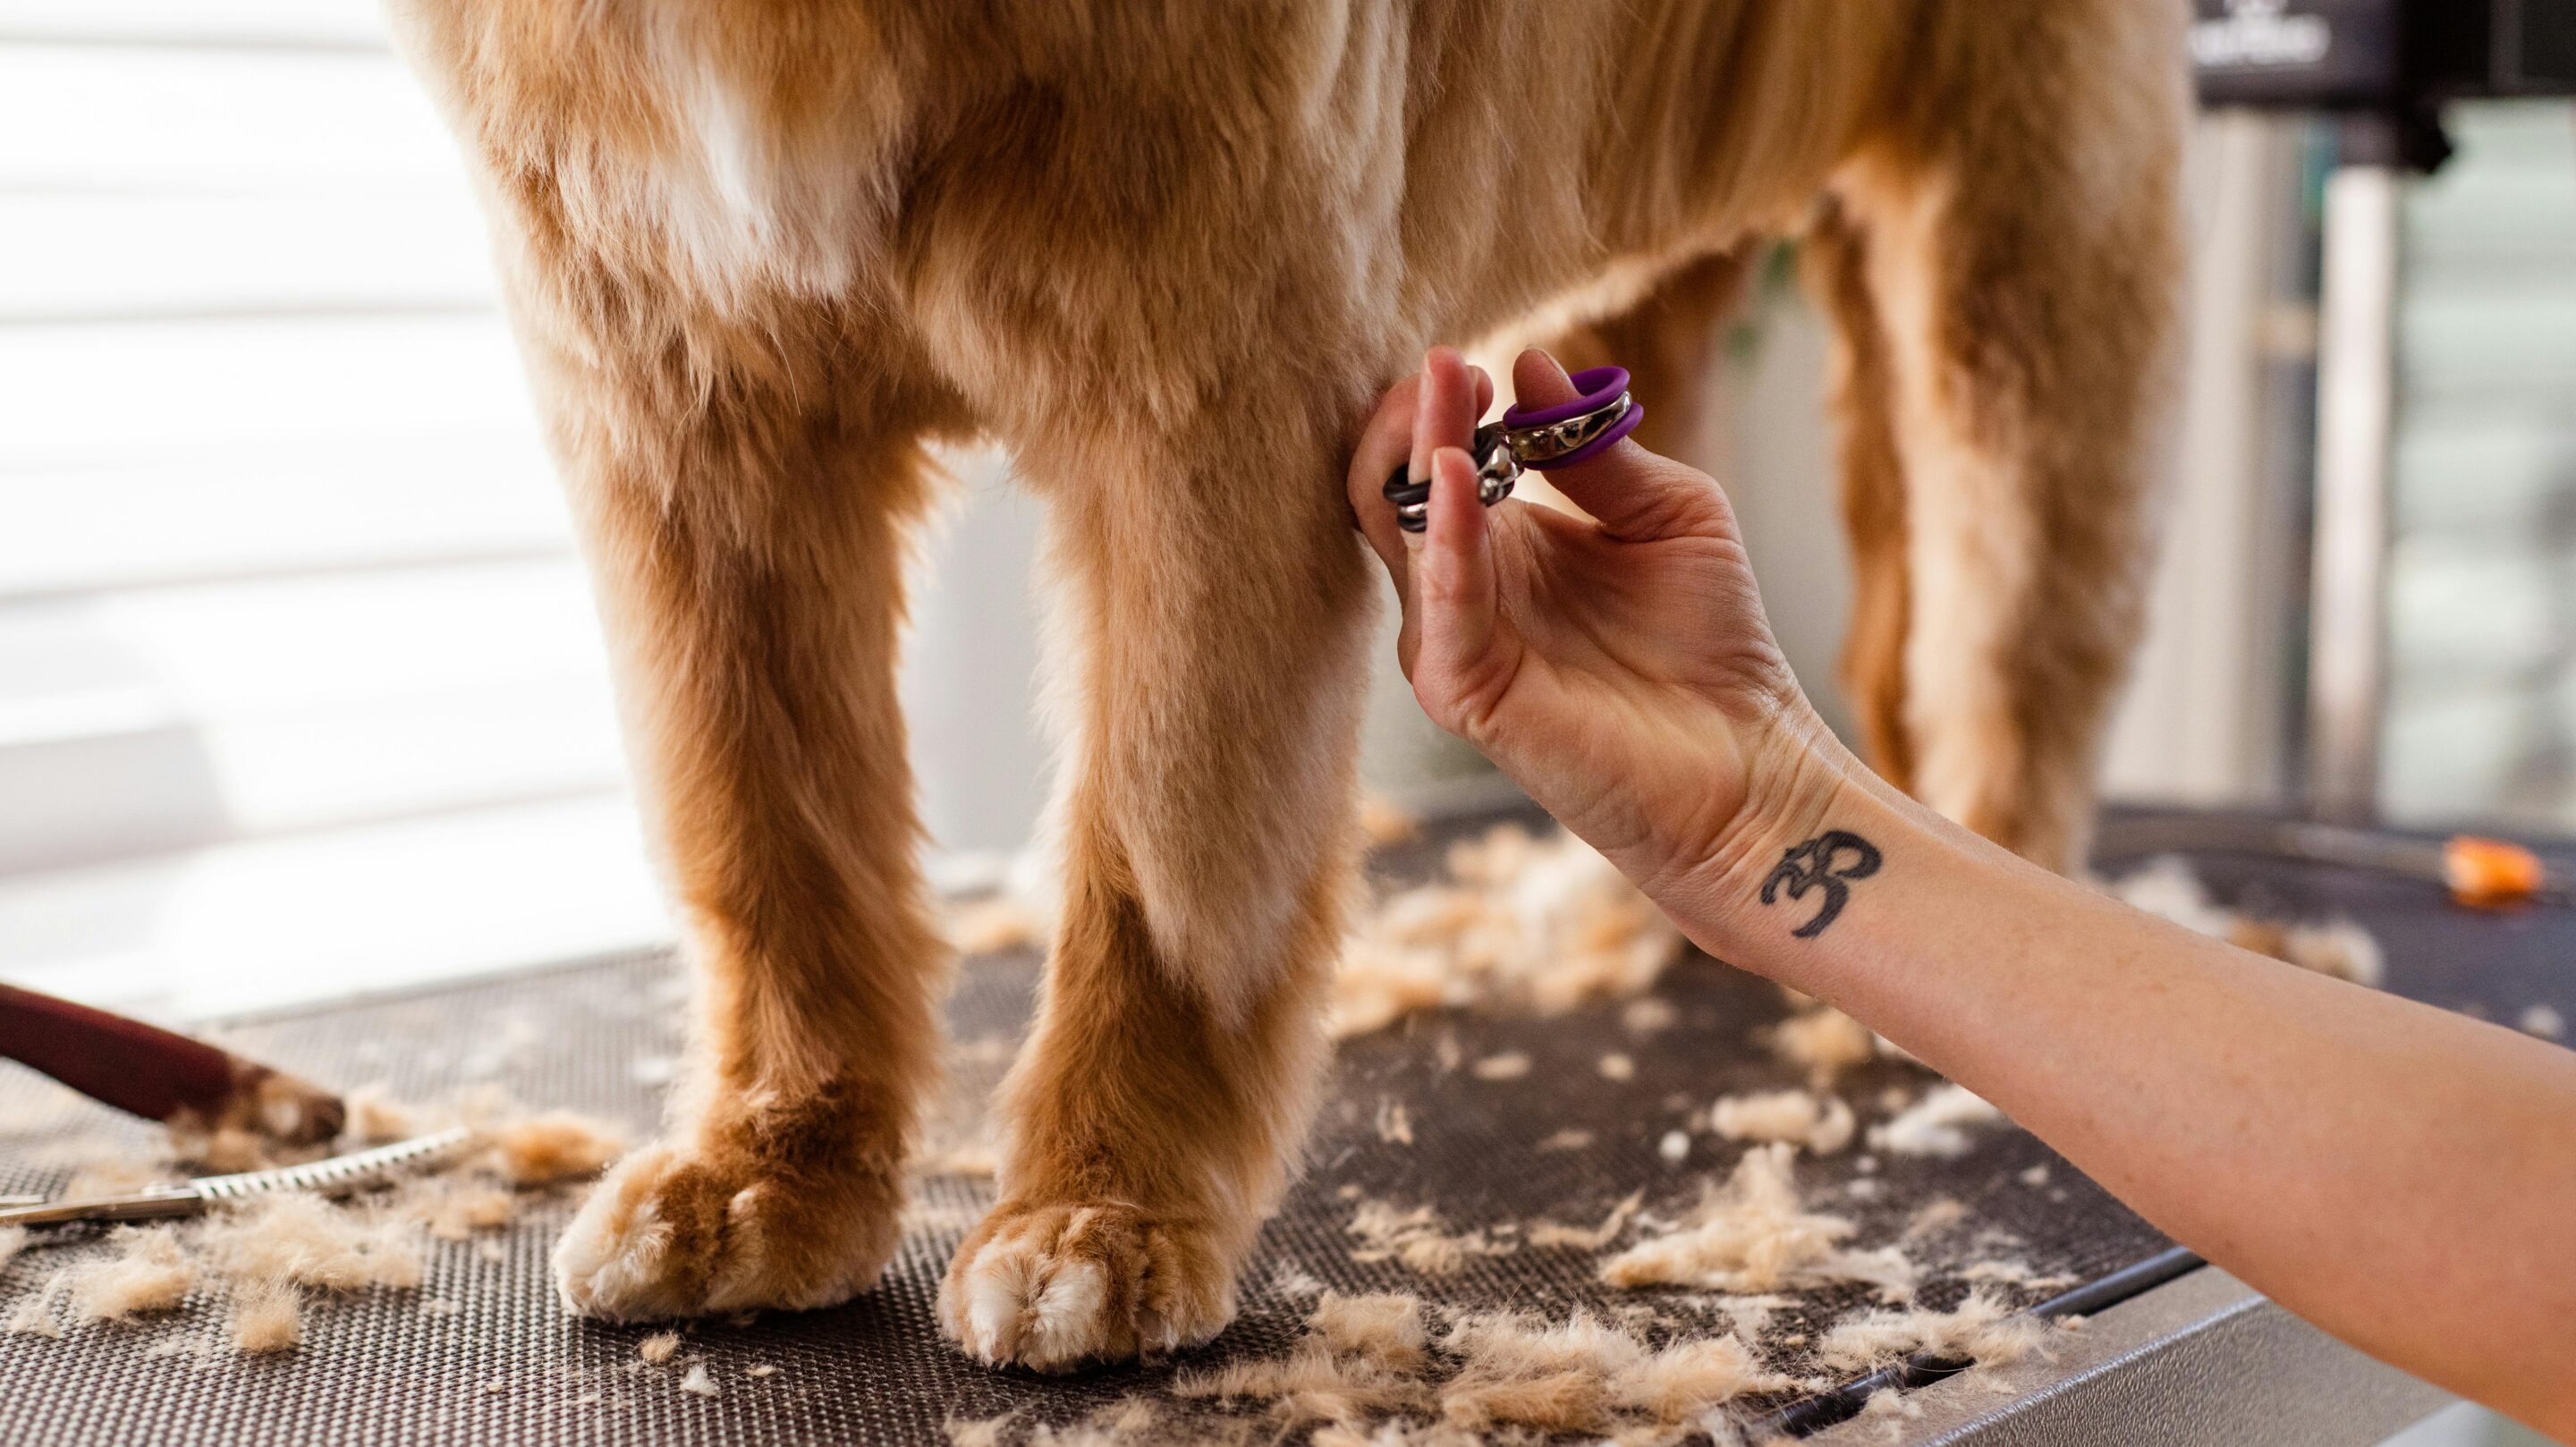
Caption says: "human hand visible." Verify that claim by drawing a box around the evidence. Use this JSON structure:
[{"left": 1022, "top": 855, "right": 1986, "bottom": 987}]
[{"left": 1349, "top": 346, "right": 1846, "bottom": 901}]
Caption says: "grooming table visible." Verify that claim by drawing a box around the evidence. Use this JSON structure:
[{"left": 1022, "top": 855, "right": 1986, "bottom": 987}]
[{"left": 0, "top": 807, "right": 2563, "bottom": 1446}]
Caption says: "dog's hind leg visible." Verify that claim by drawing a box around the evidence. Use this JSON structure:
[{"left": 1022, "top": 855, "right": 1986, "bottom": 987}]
[
  {"left": 1835, "top": 5, "right": 2187, "bottom": 870},
  {"left": 1804, "top": 202, "right": 1917, "bottom": 796},
  {"left": 504, "top": 263, "right": 969, "bottom": 1320},
  {"left": 936, "top": 374, "right": 1377, "bottom": 1370}
]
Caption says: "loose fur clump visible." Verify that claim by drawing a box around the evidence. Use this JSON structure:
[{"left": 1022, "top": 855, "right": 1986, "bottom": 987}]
[
  {"left": 7, "top": 1271, "right": 72, "bottom": 1338},
  {"left": 639, "top": 1330, "right": 682, "bottom": 1365},
  {"left": 1855, "top": 1386, "right": 1925, "bottom": 1437},
  {"left": 340, "top": 1084, "right": 627, "bottom": 1185},
  {"left": 196, "top": 1194, "right": 426, "bottom": 1293},
  {"left": 62, "top": 1158, "right": 174, "bottom": 1199},
  {"left": 341, "top": 1085, "right": 422, "bottom": 1144},
  {"left": 2109, "top": 859, "right": 2385, "bottom": 986},
  {"left": 2224, "top": 916, "right": 2385, "bottom": 988},
  {"left": 1711, "top": 1090, "right": 1857, "bottom": 1155},
  {"left": 1768, "top": 1009, "right": 1878, "bottom": 1087},
  {"left": 409, "top": 1180, "right": 518, "bottom": 1241},
  {"left": 167, "top": 1125, "right": 301, "bottom": 1177},
  {"left": 1178, "top": 1291, "right": 1789, "bottom": 1445},
  {"left": 1601, "top": 1145, "right": 1917, "bottom": 1301},
  {"left": 1374, "top": 1100, "right": 1414, "bottom": 1147},
  {"left": 1344, "top": 1201, "right": 1516, "bottom": 1277},
  {"left": 1028, "top": 1400, "right": 1177, "bottom": 1447},
  {"left": 948, "top": 895, "right": 1044, "bottom": 956},
  {"left": 483, "top": 1112, "right": 629, "bottom": 1186},
  {"left": 69, "top": 1229, "right": 199, "bottom": 1323},
  {"left": 1868, "top": 1086, "right": 2005, "bottom": 1160},
  {"left": 1956, "top": 1260, "right": 2077, "bottom": 1291},
  {"left": 1357, "top": 798, "right": 1422, "bottom": 849},
  {"left": 1332, "top": 826, "right": 1686, "bottom": 1038},
  {"left": 1177, "top": 1338, "right": 1426, "bottom": 1430},
  {"left": 1526, "top": 1191, "right": 1646, "bottom": 1252},
  {"left": 1706, "top": 1293, "right": 1798, "bottom": 1342},
  {"left": 227, "top": 1282, "right": 303, "bottom": 1354},
  {"left": 1612, "top": 1333, "right": 1791, "bottom": 1426},
  {"left": 1900, "top": 1198, "right": 1969, "bottom": 1244},
  {"left": 4, "top": 1090, "right": 623, "bottom": 1358},
  {"left": 915, "top": 1139, "right": 1003, "bottom": 1180},
  {"left": 1310, "top": 1291, "right": 1430, "bottom": 1370},
  {"left": 1815, "top": 1290, "right": 2046, "bottom": 1374},
  {"left": 1175, "top": 1293, "right": 1433, "bottom": 1428},
  {"left": 944, "top": 1413, "right": 1018, "bottom": 1447},
  {"left": 1439, "top": 1310, "right": 1781, "bottom": 1436}
]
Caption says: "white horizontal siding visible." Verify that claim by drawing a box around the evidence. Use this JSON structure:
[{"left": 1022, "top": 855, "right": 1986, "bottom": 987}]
[
  {"left": 0, "top": 46, "right": 458, "bottom": 194},
  {"left": 0, "top": 2, "right": 389, "bottom": 48},
  {"left": 0, "top": 315, "right": 540, "bottom": 464},
  {"left": 0, "top": 435, "right": 569, "bottom": 599},
  {"left": 0, "top": 191, "right": 497, "bottom": 319},
  {"left": 0, "top": 561, "right": 619, "bottom": 867},
  {"left": 0, "top": 794, "right": 668, "bottom": 1019},
  {"left": 0, "top": 3, "right": 630, "bottom": 915},
  {"left": 0, "top": 561, "right": 608, "bottom": 732},
  {"left": 0, "top": 1, "right": 1071, "bottom": 1011}
]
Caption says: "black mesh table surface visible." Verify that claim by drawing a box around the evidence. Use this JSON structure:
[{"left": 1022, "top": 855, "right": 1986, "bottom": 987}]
[{"left": 0, "top": 805, "right": 2561, "bottom": 1446}]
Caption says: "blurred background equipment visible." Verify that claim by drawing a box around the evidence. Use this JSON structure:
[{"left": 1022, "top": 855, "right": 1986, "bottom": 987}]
[{"left": 2193, "top": 0, "right": 2576, "bottom": 823}]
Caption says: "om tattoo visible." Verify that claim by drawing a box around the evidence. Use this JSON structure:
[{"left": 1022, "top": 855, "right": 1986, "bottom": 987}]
[{"left": 1759, "top": 831, "right": 1883, "bottom": 938}]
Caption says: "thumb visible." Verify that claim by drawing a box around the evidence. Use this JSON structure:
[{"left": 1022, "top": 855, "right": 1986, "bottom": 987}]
[{"left": 1509, "top": 348, "right": 1728, "bottom": 541}]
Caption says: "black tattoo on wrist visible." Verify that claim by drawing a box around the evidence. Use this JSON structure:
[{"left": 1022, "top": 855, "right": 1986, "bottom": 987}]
[{"left": 1759, "top": 831, "right": 1883, "bottom": 938}]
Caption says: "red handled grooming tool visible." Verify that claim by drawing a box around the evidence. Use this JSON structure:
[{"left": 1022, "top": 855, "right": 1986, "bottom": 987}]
[{"left": 0, "top": 983, "right": 345, "bottom": 1145}]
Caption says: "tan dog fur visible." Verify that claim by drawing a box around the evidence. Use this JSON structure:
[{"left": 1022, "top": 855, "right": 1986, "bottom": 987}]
[{"left": 386, "top": 0, "right": 2186, "bottom": 1367}]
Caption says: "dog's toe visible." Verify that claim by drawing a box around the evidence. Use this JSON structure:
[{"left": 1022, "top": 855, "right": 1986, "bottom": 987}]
[{"left": 940, "top": 1201, "right": 1233, "bottom": 1371}]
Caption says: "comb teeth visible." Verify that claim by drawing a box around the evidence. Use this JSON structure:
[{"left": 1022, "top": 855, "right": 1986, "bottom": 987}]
[{"left": 191, "top": 1127, "right": 472, "bottom": 1202}]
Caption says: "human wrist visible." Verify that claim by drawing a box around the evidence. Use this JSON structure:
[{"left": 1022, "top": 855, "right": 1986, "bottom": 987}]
[{"left": 1638, "top": 713, "right": 1873, "bottom": 977}]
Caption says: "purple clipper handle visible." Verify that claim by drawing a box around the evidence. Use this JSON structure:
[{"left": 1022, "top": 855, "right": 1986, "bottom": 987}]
[
  {"left": 1500, "top": 366, "right": 1644, "bottom": 470},
  {"left": 1380, "top": 364, "right": 1643, "bottom": 532}
]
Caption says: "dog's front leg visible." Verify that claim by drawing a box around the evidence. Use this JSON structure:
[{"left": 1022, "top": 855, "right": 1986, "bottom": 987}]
[
  {"left": 506, "top": 274, "right": 963, "bottom": 1322},
  {"left": 937, "top": 385, "right": 1380, "bottom": 1369}
]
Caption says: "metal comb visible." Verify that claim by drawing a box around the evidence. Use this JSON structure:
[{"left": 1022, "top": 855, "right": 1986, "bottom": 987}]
[{"left": 0, "top": 1127, "right": 472, "bottom": 1228}]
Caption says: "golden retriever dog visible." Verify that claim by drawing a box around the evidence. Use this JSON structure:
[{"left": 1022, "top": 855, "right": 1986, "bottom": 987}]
[{"left": 385, "top": 0, "right": 2185, "bottom": 1367}]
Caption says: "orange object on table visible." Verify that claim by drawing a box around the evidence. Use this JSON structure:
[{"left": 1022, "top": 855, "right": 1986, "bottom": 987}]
[{"left": 2442, "top": 835, "right": 2548, "bottom": 908}]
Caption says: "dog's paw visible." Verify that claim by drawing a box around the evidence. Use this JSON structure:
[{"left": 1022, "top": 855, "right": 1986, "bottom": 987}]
[
  {"left": 553, "top": 1117, "right": 904, "bottom": 1322},
  {"left": 937, "top": 1199, "right": 1236, "bottom": 1371}
]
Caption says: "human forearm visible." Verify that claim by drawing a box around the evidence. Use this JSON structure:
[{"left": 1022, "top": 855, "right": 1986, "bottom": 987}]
[
  {"left": 1352, "top": 348, "right": 2576, "bottom": 1436},
  {"left": 1653, "top": 764, "right": 2576, "bottom": 1437}
]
